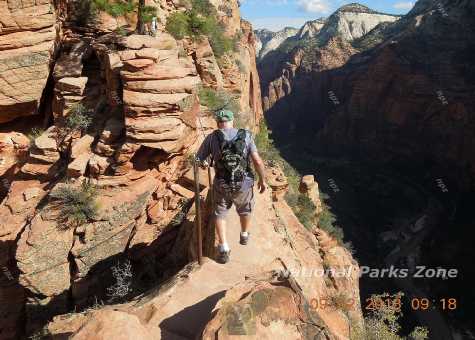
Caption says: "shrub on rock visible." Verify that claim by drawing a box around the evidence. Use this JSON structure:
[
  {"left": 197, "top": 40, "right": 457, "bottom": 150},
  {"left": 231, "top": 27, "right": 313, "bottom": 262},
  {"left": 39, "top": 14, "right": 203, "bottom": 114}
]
[{"left": 50, "top": 180, "right": 99, "bottom": 229}]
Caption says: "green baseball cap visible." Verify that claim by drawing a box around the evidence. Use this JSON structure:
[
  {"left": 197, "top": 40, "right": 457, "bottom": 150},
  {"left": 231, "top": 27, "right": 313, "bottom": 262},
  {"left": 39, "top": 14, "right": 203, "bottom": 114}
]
[{"left": 215, "top": 109, "right": 234, "bottom": 122}]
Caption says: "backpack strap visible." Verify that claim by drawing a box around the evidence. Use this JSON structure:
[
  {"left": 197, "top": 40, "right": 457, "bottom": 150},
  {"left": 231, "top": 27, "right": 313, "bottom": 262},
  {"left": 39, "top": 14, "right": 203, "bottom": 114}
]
[
  {"left": 234, "top": 129, "right": 247, "bottom": 155},
  {"left": 235, "top": 129, "right": 255, "bottom": 178},
  {"left": 214, "top": 129, "right": 226, "bottom": 151}
]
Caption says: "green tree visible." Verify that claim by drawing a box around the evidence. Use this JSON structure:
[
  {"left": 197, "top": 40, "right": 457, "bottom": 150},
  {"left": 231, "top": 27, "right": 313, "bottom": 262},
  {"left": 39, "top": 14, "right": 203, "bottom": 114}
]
[
  {"left": 91, "top": 0, "right": 157, "bottom": 34},
  {"left": 165, "top": 0, "right": 235, "bottom": 57}
]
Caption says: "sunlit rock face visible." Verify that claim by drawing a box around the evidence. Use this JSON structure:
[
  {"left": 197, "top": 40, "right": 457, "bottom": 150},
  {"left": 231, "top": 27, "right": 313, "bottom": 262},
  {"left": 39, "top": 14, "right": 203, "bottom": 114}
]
[
  {"left": 0, "top": 0, "right": 57, "bottom": 123},
  {"left": 254, "top": 27, "right": 299, "bottom": 60}
]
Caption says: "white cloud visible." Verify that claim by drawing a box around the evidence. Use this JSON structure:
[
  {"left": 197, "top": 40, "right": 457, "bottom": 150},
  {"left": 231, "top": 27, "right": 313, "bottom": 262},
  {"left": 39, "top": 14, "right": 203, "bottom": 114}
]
[
  {"left": 249, "top": 17, "right": 313, "bottom": 31},
  {"left": 393, "top": 1, "right": 414, "bottom": 10},
  {"left": 297, "top": 0, "right": 330, "bottom": 14}
]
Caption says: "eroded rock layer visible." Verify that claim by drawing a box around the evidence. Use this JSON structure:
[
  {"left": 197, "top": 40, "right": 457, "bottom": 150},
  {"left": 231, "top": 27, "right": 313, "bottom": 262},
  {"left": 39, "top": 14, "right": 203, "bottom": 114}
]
[
  {"left": 0, "top": 0, "right": 57, "bottom": 123},
  {"left": 0, "top": 0, "right": 264, "bottom": 338}
]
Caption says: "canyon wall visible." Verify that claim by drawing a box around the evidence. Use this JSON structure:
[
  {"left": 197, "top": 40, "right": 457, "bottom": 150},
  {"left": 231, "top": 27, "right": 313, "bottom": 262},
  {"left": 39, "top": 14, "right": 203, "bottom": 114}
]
[{"left": 261, "top": 0, "right": 475, "bottom": 191}]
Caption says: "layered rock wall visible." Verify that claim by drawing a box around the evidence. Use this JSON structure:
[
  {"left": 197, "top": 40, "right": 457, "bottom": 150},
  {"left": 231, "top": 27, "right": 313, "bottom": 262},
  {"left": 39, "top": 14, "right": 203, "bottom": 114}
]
[
  {"left": 0, "top": 0, "right": 264, "bottom": 338},
  {"left": 0, "top": 0, "right": 58, "bottom": 123}
]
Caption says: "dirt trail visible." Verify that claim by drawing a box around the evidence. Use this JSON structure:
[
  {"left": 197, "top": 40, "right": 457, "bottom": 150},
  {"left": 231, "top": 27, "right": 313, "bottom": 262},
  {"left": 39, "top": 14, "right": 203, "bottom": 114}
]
[{"left": 139, "top": 188, "right": 290, "bottom": 339}]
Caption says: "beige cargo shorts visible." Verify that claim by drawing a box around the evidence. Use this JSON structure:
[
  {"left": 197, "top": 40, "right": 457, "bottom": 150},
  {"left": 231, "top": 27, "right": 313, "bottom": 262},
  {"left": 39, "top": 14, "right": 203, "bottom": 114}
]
[{"left": 213, "top": 177, "right": 255, "bottom": 218}]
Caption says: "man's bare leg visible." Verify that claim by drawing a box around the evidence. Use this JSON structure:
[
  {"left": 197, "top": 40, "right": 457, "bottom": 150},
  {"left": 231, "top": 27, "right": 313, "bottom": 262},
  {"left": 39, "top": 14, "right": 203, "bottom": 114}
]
[
  {"left": 239, "top": 215, "right": 251, "bottom": 245},
  {"left": 239, "top": 215, "right": 251, "bottom": 233},
  {"left": 215, "top": 217, "right": 229, "bottom": 250}
]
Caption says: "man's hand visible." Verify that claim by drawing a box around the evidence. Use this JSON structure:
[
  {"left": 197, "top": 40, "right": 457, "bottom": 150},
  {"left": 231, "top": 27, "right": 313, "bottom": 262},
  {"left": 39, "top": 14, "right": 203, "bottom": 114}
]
[{"left": 258, "top": 178, "right": 266, "bottom": 193}]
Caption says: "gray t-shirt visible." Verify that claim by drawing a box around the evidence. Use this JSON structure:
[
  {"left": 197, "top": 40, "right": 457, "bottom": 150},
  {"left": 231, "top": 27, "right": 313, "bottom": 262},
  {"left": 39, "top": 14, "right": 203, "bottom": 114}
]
[{"left": 196, "top": 128, "right": 257, "bottom": 184}]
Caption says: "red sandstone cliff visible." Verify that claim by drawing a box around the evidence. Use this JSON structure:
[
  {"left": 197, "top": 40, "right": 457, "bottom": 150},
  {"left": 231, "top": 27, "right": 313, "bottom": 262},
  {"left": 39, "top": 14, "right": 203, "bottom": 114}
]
[{"left": 0, "top": 0, "right": 264, "bottom": 338}]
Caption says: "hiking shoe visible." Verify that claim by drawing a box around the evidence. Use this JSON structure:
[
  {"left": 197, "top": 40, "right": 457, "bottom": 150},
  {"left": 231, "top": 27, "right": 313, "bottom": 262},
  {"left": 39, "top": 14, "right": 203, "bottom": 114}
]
[
  {"left": 217, "top": 249, "right": 231, "bottom": 264},
  {"left": 240, "top": 232, "right": 250, "bottom": 245}
]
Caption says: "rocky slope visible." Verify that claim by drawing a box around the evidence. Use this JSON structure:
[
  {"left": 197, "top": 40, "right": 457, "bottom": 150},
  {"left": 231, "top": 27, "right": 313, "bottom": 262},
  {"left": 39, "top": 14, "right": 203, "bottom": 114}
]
[
  {"left": 296, "top": 18, "right": 326, "bottom": 39},
  {"left": 314, "top": 3, "right": 399, "bottom": 43},
  {"left": 261, "top": 0, "right": 475, "bottom": 191},
  {"left": 258, "top": 3, "right": 399, "bottom": 108},
  {"left": 0, "top": 0, "right": 264, "bottom": 338},
  {"left": 254, "top": 18, "right": 327, "bottom": 62},
  {"left": 254, "top": 27, "right": 298, "bottom": 61},
  {"left": 258, "top": 0, "right": 475, "bottom": 334}
]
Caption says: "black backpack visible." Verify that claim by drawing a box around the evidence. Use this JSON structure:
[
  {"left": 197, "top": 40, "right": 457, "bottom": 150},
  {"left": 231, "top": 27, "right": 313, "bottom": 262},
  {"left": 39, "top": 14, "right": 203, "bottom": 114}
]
[{"left": 214, "top": 129, "right": 253, "bottom": 192}]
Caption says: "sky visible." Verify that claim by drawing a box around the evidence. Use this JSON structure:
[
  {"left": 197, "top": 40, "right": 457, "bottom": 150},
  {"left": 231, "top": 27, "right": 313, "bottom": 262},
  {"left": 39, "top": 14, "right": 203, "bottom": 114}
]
[{"left": 240, "top": 0, "right": 415, "bottom": 31}]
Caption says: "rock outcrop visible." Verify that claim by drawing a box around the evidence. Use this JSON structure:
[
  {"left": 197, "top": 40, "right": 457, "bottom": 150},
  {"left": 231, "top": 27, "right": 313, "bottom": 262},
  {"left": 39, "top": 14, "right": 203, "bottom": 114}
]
[
  {"left": 299, "top": 174, "right": 323, "bottom": 215},
  {"left": 254, "top": 27, "right": 299, "bottom": 60},
  {"left": 201, "top": 277, "right": 336, "bottom": 339},
  {"left": 0, "top": 0, "right": 57, "bottom": 123}
]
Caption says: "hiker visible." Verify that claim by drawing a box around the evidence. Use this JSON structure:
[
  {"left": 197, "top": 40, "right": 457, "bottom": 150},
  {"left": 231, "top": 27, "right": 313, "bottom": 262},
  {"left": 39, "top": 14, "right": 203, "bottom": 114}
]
[{"left": 196, "top": 109, "right": 266, "bottom": 264}]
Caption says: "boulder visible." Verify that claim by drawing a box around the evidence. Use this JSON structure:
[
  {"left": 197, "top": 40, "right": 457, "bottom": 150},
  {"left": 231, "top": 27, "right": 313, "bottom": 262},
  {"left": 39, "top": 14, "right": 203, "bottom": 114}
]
[
  {"left": 56, "top": 77, "right": 89, "bottom": 95},
  {"left": 168, "top": 183, "right": 195, "bottom": 200},
  {"left": 121, "top": 34, "right": 177, "bottom": 50},
  {"left": 135, "top": 48, "right": 160, "bottom": 61},
  {"left": 89, "top": 155, "right": 111, "bottom": 177},
  {"left": 33, "top": 127, "right": 57, "bottom": 156},
  {"left": 71, "top": 310, "right": 154, "bottom": 340},
  {"left": 202, "top": 278, "right": 334, "bottom": 339},
  {"left": 0, "top": 132, "right": 29, "bottom": 176},
  {"left": 71, "top": 135, "right": 95, "bottom": 159},
  {"left": 23, "top": 187, "right": 43, "bottom": 201},
  {"left": 68, "top": 153, "right": 91, "bottom": 177},
  {"left": 266, "top": 165, "right": 288, "bottom": 201},
  {"left": 123, "top": 58, "right": 155, "bottom": 71}
]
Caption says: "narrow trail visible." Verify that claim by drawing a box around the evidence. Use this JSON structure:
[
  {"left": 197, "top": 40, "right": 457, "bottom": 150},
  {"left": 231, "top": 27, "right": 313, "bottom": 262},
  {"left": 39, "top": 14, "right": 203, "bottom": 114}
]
[{"left": 138, "top": 188, "right": 289, "bottom": 339}]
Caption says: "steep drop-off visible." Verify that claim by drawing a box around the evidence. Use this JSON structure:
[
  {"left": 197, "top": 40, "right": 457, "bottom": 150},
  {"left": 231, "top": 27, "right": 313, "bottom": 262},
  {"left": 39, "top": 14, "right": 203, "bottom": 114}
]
[{"left": 259, "top": 0, "right": 475, "bottom": 336}]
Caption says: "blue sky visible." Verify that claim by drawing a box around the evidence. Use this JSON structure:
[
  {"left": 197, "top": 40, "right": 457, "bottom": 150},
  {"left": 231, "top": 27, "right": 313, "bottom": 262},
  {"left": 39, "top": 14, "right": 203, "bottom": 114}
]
[{"left": 240, "top": 0, "right": 415, "bottom": 31}]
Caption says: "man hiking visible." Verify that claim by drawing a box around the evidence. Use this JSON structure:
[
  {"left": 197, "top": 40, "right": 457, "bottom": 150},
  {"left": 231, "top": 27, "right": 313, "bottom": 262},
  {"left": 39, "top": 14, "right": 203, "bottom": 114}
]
[{"left": 196, "top": 109, "right": 266, "bottom": 264}]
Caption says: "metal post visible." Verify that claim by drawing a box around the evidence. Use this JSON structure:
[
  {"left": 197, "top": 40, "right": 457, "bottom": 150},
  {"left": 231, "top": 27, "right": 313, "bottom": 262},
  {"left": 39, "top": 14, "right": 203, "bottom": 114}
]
[
  {"left": 208, "top": 165, "right": 214, "bottom": 209},
  {"left": 193, "top": 157, "right": 203, "bottom": 265}
]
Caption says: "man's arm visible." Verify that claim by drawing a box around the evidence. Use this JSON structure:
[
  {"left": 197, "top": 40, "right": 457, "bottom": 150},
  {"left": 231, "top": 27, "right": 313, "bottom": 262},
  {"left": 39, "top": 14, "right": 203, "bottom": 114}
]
[
  {"left": 195, "top": 134, "right": 212, "bottom": 166},
  {"left": 250, "top": 151, "right": 266, "bottom": 193}
]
